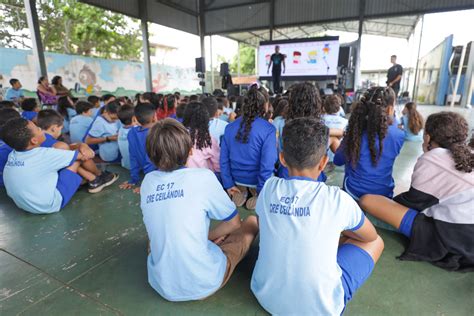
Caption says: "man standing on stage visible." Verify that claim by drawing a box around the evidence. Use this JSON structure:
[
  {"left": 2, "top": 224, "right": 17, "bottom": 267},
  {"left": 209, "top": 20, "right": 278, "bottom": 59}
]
[
  {"left": 386, "top": 55, "right": 403, "bottom": 97},
  {"left": 267, "top": 45, "right": 285, "bottom": 94}
]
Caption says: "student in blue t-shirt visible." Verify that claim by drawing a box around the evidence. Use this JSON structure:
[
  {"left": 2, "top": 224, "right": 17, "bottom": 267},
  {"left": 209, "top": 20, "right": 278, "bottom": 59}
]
[
  {"left": 398, "top": 102, "right": 424, "bottom": 141},
  {"left": 202, "top": 96, "right": 228, "bottom": 146},
  {"left": 85, "top": 101, "right": 121, "bottom": 162},
  {"left": 70, "top": 101, "right": 94, "bottom": 143},
  {"left": 37, "top": 110, "right": 118, "bottom": 193},
  {"left": 220, "top": 87, "right": 277, "bottom": 210},
  {"left": 117, "top": 104, "right": 138, "bottom": 170},
  {"left": 140, "top": 118, "right": 259, "bottom": 301},
  {"left": 20, "top": 98, "right": 40, "bottom": 122},
  {"left": 334, "top": 87, "right": 405, "bottom": 200},
  {"left": 119, "top": 103, "right": 156, "bottom": 192},
  {"left": 5, "top": 78, "right": 24, "bottom": 105},
  {"left": 0, "top": 118, "right": 116, "bottom": 214},
  {"left": 251, "top": 117, "right": 384, "bottom": 315},
  {"left": 57, "top": 96, "right": 77, "bottom": 135},
  {"left": 0, "top": 108, "right": 21, "bottom": 186}
]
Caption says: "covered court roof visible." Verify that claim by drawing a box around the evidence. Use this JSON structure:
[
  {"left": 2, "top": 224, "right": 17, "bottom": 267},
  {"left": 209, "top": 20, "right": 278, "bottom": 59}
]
[{"left": 79, "top": 0, "right": 474, "bottom": 42}]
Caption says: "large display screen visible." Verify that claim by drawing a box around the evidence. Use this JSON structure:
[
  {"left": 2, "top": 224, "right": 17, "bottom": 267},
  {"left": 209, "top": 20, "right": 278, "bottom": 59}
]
[{"left": 258, "top": 37, "right": 340, "bottom": 80}]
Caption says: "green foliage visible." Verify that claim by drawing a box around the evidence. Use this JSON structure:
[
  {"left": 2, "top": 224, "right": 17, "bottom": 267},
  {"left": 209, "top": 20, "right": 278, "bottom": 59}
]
[
  {"left": 229, "top": 44, "right": 256, "bottom": 75},
  {"left": 0, "top": 0, "right": 142, "bottom": 60}
]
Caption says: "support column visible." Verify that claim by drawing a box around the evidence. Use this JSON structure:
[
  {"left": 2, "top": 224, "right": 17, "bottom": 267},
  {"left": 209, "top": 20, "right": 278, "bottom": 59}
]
[
  {"left": 269, "top": 0, "right": 275, "bottom": 41},
  {"left": 353, "top": 0, "right": 365, "bottom": 90},
  {"left": 198, "top": 0, "right": 206, "bottom": 93},
  {"left": 451, "top": 44, "right": 467, "bottom": 107},
  {"left": 460, "top": 42, "right": 474, "bottom": 108},
  {"left": 412, "top": 15, "right": 424, "bottom": 101},
  {"left": 237, "top": 42, "right": 241, "bottom": 77},
  {"left": 210, "top": 35, "right": 214, "bottom": 92},
  {"left": 24, "top": 0, "right": 47, "bottom": 78},
  {"left": 139, "top": 0, "right": 153, "bottom": 92}
]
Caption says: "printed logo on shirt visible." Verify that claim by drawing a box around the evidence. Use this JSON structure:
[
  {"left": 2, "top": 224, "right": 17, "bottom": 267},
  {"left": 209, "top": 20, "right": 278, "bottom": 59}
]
[
  {"left": 145, "top": 182, "right": 184, "bottom": 204},
  {"left": 269, "top": 195, "right": 310, "bottom": 217},
  {"left": 6, "top": 158, "right": 24, "bottom": 167}
]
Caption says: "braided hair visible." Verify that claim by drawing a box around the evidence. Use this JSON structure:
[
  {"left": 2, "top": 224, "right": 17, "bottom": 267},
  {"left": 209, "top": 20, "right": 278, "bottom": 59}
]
[
  {"left": 236, "top": 87, "right": 266, "bottom": 143},
  {"left": 345, "top": 86, "right": 394, "bottom": 167},
  {"left": 425, "top": 112, "right": 473, "bottom": 173},
  {"left": 182, "top": 101, "right": 212, "bottom": 150},
  {"left": 286, "top": 82, "right": 323, "bottom": 120}
]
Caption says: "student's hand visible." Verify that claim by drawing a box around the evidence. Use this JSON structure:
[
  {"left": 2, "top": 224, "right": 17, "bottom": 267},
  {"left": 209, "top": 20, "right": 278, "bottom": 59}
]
[
  {"left": 212, "top": 235, "right": 228, "bottom": 245},
  {"left": 78, "top": 143, "right": 95, "bottom": 160},
  {"left": 227, "top": 186, "right": 241, "bottom": 197},
  {"left": 108, "top": 135, "right": 118, "bottom": 142},
  {"left": 133, "top": 187, "right": 141, "bottom": 195},
  {"left": 119, "top": 181, "right": 134, "bottom": 190}
]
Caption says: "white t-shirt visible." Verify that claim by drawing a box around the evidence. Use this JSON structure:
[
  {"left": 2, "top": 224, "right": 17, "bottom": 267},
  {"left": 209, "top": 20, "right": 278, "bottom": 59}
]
[
  {"left": 251, "top": 176, "right": 364, "bottom": 315},
  {"left": 3, "top": 147, "right": 77, "bottom": 214},
  {"left": 140, "top": 168, "right": 237, "bottom": 301},
  {"left": 208, "top": 118, "right": 228, "bottom": 146}
]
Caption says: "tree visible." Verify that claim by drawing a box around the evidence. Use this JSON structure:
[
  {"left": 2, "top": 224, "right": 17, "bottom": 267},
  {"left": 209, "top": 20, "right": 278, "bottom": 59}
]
[
  {"left": 229, "top": 44, "right": 256, "bottom": 75},
  {"left": 0, "top": 0, "right": 143, "bottom": 60}
]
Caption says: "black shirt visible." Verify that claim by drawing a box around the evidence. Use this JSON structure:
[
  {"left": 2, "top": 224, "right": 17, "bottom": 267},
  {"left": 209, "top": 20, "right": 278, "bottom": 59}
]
[
  {"left": 387, "top": 64, "right": 403, "bottom": 90},
  {"left": 271, "top": 53, "right": 285, "bottom": 73}
]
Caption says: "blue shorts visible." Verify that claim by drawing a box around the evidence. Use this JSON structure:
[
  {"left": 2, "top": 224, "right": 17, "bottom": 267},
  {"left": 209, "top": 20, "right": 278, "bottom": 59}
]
[
  {"left": 399, "top": 209, "right": 418, "bottom": 238},
  {"left": 56, "top": 169, "right": 82, "bottom": 208},
  {"left": 338, "top": 243, "right": 375, "bottom": 307}
]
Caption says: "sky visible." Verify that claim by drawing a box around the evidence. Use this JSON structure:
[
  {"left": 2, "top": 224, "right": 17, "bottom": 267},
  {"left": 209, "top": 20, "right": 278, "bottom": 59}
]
[{"left": 148, "top": 9, "right": 474, "bottom": 72}]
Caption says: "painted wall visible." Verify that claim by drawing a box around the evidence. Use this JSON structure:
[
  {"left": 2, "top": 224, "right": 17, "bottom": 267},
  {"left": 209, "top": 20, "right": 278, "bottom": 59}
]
[{"left": 0, "top": 47, "right": 200, "bottom": 98}]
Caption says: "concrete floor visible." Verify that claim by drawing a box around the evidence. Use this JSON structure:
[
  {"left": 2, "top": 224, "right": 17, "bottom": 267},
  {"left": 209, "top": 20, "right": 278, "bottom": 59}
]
[{"left": 0, "top": 105, "right": 473, "bottom": 315}]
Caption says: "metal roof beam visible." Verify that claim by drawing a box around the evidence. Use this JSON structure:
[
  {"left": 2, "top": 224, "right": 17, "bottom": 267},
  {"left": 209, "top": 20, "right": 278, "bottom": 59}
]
[
  {"left": 155, "top": 0, "right": 198, "bottom": 16},
  {"left": 205, "top": 0, "right": 270, "bottom": 12}
]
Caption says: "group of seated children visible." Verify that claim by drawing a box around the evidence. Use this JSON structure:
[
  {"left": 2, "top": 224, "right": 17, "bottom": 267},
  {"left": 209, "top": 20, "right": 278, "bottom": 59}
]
[{"left": 0, "top": 82, "right": 472, "bottom": 314}]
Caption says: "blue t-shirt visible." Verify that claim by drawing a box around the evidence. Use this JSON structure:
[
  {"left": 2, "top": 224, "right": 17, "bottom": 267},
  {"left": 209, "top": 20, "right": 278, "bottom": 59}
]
[
  {"left": 208, "top": 118, "right": 228, "bottom": 146},
  {"left": 334, "top": 120, "right": 405, "bottom": 199},
  {"left": 0, "top": 140, "right": 13, "bottom": 186},
  {"left": 3, "top": 147, "right": 77, "bottom": 214},
  {"left": 220, "top": 117, "right": 277, "bottom": 192},
  {"left": 251, "top": 176, "right": 364, "bottom": 315},
  {"left": 127, "top": 126, "right": 155, "bottom": 184},
  {"left": 5, "top": 88, "right": 24, "bottom": 102},
  {"left": 62, "top": 108, "right": 77, "bottom": 134},
  {"left": 70, "top": 115, "right": 93, "bottom": 143},
  {"left": 401, "top": 115, "right": 423, "bottom": 141},
  {"left": 118, "top": 126, "right": 132, "bottom": 170},
  {"left": 140, "top": 168, "right": 238, "bottom": 301},
  {"left": 88, "top": 116, "right": 120, "bottom": 162},
  {"left": 40, "top": 133, "right": 58, "bottom": 148},
  {"left": 21, "top": 111, "right": 37, "bottom": 121}
]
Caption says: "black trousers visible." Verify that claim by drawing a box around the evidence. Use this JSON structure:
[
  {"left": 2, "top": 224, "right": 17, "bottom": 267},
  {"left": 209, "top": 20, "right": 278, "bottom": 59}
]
[{"left": 272, "top": 69, "right": 281, "bottom": 94}]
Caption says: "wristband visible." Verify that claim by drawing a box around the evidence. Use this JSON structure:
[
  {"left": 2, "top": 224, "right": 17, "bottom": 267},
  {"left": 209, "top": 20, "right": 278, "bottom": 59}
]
[{"left": 105, "top": 136, "right": 110, "bottom": 142}]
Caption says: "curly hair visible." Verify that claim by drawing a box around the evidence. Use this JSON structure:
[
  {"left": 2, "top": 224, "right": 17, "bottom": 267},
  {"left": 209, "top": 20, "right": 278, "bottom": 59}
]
[
  {"left": 182, "top": 101, "right": 212, "bottom": 150},
  {"left": 404, "top": 102, "right": 424, "bottom": 135},
  {"left": 272, "top": 97, "right": 289, "bottom": 119},
  {"left": 286, "top": 82, "right": 322, "bottom": 120},
  {"left": 425, "top": 112, "right": 473, "bottom": 173},
  {"left": 345, "top": 86, "right": 393, "bottom": 167},
  {"left": 236, "top": 87, "right": 266, "bottom": 143}
]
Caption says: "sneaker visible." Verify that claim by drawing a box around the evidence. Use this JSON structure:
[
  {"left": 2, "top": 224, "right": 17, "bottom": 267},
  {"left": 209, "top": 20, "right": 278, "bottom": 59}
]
[{"left": 88, "top": 172, "right": 119, "bottom": 193}]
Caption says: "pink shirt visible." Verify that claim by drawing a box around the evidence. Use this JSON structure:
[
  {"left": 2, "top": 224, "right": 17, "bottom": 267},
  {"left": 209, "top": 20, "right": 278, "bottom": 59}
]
[{"left": 187, "top": 137, "right": 220, "bottom": 172}]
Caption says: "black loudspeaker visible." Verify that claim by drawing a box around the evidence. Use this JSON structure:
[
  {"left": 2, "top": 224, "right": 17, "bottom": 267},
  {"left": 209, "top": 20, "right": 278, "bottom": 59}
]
[
  {"left": 220, "top": 62, "right": 229, "bottom": 76},
  {"left": 338, "top": 46, "right": 351, "bottom": 68},
  {"left": 195, "top": 57, "right": 205, "bottom": 73}
]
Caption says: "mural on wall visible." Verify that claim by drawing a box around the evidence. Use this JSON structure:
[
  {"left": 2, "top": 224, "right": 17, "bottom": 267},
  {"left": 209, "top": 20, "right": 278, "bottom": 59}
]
[{"left": 0, "top": 47, "right": 201, "bottom": 97}]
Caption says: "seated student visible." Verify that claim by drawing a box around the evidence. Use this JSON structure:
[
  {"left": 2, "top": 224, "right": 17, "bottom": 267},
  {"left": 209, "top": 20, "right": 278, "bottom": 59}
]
[
  {"left": 1, "top": 118, "right": 114, "bottom": 214},
  {"left": 251, "top": 117, "right": 384, "bottom": 315},
  {"left": 182, "top": 102, "right": 220, "bottom": 172},
  {"left": 175, "top": 101, "right": 187, "bottom": 123},
  {"left": 399, "top": 102, "right": 424, "bottom": 141},
  {"left": 322, "top": 95, "right": 348, "bottom": 131},
  {"left": 37, "top": 110, "right": 118, "bottom": 192},
  {"left": 20, "top": 98, "right": 40, "bottom": 121},
  {"left": 202, "top": 96, "right": 228, "bottom": 146},
  {"left": 220, "top": 87, "right": 277, "bottom": 210},
  {"left": 69, "top": 101, "right": 94, "bottom": 143},
  {"left": 117, "top": 104, "right": 138, "bottom": 170},
  {"left": 57, "top": 96, "right": 77, "bottom": 135},
  {"left": 0, "top": 108, "right": 21, "bottom": 186},
  {"left": 119, "top": 103, "right": 156, "bottom": 190},
  {"left": 140, "top": 118, "right": 259, "bottom": 301},
  {"left": 271, "top": 97, "right": 288, "bottom": 148},
  {"left": 360, "top": 112, "right": 473, "bottom": 271},
  {"left": 0, "top": 100, "right": 17, "bottom": 110},
  {"left": 87, "top": 95, "right": 101, "bottom": 117},
  {"left": 156, "top": 94, "right": 177, "bottom": 120},
  {"left": 5, "top": 78, "right": 24, "bottom": 105},
  {"left": 85, "top": 101, "right": 121, "bottom": 162},
  {"left": 334, "top": 87, "right": 405, "bottom": 200}
]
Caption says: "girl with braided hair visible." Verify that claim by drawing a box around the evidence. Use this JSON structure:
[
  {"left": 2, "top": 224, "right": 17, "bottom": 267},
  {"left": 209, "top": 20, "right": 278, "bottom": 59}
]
[
  {"left": 334, "top": 86, "right": 405, "bottom": 199},
  {"left": 360, "top": 111, "right": 474, "bottom": 271},
  {"left": 399, "top": 102, "right": 424, "bottom": 141},
  {"left": 183, "top": 102, "right": 220, "bottom": 173},
  {"left": 220, "top": 86, "right": 277, "bottom": 210}
]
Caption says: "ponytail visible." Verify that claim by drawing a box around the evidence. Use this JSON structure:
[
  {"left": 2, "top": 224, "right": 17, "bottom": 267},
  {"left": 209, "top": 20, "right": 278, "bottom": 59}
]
[{"left": 405, "top": 102, "right": 424, "bottom": 135}]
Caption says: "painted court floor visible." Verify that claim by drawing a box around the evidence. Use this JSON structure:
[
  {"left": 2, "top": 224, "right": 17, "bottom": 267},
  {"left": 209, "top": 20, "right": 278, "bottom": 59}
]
[{"left": 0, "top": 106, "right": 473, "bottom": 315}]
